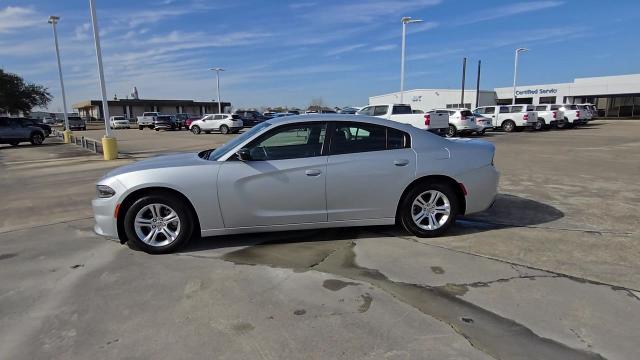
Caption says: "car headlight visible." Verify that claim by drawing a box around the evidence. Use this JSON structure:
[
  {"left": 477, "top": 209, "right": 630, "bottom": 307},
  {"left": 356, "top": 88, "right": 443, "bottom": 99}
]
[{"left": 97, "top": 185, "right": 116, "bottom": 198}]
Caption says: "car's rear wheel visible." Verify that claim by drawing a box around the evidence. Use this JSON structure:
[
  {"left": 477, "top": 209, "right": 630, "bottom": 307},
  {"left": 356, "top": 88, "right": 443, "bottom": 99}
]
[
  {"left": 446, "top": 125, "right": 457, "bottom": 137},
  {"left": 124, "top": 194, "right": 193, "bottom": 254},
  {"left": 191, "top": 125, "right": 201, "bottom": 134},
  {"left": 9, "top": 141, "right": 19, "bottom": 146},
  {"left": 502, "top": 120, "right": 516, "bottom": 132},
  {"left": 219, "top": 124, "right": 229, "bottom": 134},
  {"left": 139, "top": 125, "right": 143, "bottom": 130},
  {"left": 399, "top": 182, "right": 458, "bottom": 237},
  {"left": 30, "top": 132, "right": 44, "bottom": 145},
  {"left": 535, "top": 118, "right": 545, "bottom": 131}
]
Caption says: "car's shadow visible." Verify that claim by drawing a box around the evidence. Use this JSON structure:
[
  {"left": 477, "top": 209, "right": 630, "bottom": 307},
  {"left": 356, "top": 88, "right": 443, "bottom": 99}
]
[{"left": 180, "top": 193, "right": 564, "bottom": 253}]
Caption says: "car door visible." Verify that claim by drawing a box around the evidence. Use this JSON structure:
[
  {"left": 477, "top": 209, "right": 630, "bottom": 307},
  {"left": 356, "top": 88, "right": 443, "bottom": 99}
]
[
  {"left": 325, "top": 121, "right": 416, "bottom": 221},
  {"left": 200, "top": 115, "right": 214, "bottom": 130},
  {"left": 217, "top": 122, "right": 329, "bottom": 228},
  {"left": 0, "top": 118, "right": 15, "bottom": 140}
]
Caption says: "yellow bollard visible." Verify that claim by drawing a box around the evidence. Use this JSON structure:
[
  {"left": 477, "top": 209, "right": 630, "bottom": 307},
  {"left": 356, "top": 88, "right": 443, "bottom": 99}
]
[
  {"left": 102, "top": 136, "right": 118, "bottom": 160},
  {"left": 63, "top": 130, "right": 73, "bottom": 144}
]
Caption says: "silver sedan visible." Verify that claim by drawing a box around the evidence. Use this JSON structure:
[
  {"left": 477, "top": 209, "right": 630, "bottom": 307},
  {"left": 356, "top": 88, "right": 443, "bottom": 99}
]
[{"left": 92, "top": 115, "right": 499, "bottom": 253}]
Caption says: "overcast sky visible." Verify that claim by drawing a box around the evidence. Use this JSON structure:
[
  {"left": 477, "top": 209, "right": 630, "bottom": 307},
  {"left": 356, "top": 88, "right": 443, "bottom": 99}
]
[{"left": 1, "top": 0, "right": 639, "bottom": 111}]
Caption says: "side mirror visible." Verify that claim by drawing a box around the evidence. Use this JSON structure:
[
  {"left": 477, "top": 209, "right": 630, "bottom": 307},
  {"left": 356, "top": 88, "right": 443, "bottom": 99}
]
[{"left": 236, "top": 148, "right": 251, "bottom": 161}]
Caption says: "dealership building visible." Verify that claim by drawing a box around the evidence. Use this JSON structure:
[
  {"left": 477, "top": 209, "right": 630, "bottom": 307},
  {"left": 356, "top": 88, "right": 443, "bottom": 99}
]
[
  {"left": 72, "top": 98, "right": 230, "bottom": 120},
  {"left": 370, "top": 73, "right": 640, "bottom": 118}
]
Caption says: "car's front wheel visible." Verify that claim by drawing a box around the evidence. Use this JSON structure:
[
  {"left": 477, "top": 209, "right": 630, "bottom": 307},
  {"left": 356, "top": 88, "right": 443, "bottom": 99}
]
[
  {"left": 191, "top": 125, "right": 201, "bottom": 134},
  {"left": 30, "top": 132, "right": 44, "bottom": 145},
  {"left": 399, "top": 182, "right": 459, "bottom": 237},
  {"left": 124, "top": 194, "right": 194, "bottom": 254}
]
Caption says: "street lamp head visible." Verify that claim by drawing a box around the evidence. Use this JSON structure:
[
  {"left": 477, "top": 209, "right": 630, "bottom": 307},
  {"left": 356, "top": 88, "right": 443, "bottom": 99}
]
[
  {"left": 516, "top": 47, "right": 529, "bottom": 53},
  {"left": 209, "top": 67, "right": 225, "bottom": 72},
  {"left": 48, "top": 15, "right": 60, "bottom": 24},
  {"left": 401, "top": 16, "right": 423, "bottom": 24}
]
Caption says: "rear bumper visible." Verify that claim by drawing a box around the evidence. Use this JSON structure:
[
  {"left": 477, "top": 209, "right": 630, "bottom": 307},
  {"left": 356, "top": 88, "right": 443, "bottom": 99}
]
[{"left": 457, "top": 165, "right": 500, "bottom": 215}]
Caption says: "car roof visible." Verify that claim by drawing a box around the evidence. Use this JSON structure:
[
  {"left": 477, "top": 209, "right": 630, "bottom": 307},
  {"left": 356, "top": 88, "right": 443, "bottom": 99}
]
[{"left": 264, "top": 114, "right": 420, "bottom": 133}]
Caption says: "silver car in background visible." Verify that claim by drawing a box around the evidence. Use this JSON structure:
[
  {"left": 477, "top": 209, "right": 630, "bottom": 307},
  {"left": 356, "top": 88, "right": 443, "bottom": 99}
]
[{"left": 92, "top": 115, "right": 499, "bottom": 253}]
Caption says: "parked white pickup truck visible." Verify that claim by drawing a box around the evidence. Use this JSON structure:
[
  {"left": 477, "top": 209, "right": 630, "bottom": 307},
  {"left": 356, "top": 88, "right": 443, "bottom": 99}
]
[
  {"left": 474, "top": 105, "right": 537, "bottom": 132},
  {"left": 534, "top": 104, "right": 565, "bottom": 130},
  {"left": 357, "top": 104, "right": 448, "bottom": 134},
  {"left": 137, "top": 112, "right": 159, "bottom": 130},
  {"left": 558, "top": 104, "right": 583, "bottom": 128}
]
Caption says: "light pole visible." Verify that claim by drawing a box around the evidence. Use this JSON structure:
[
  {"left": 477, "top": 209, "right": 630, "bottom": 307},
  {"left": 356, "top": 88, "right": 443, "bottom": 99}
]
[
  {"left": 89, "top": 0, "right": 117, "bottom": 160},
  {"left": 47, "top": 16, "right": 71, "bottom": 142},
  {"left": 512, "top": 47, "right": 528, "bottom": 105},
  {"left": 210, "top": 67, "right": 224, "bottom": 113},
  {"left": 400, "top": 16, "right": 422, "bottom": 104}
]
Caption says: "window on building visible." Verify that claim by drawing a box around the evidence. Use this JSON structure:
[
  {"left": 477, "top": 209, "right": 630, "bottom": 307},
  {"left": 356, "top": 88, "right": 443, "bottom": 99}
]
[{"left": 539, "top": 96, "right": 556, "bottom": 104}]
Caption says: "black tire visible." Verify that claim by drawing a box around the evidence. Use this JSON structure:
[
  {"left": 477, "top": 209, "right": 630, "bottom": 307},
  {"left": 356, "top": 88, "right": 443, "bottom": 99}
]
[
  {"left": 477, "top": 129, "right": 486, "bottom": 135},
  {"left": 191, "top": 125, "right": 201, "bottom": 134},
  {"left": 219, "top": 124, "right": 229, "bottom": 134},
  {"left": 123, "top": 194, "right": 194, "bottom": 254},
  {"left": 502, "top": 120, "right": 516, "bottom": 132},
  {"left": 30, "top": 132, "right": 44, "bottom": 145},
  {"left": 139, "top": 125, "right": 143, "bottom": 130},
  {"left": 445, "top": 124, "right": 456, "bottom": 138},
  {"left": 9, "top": 141, "right": 19, "bottom": 146},
  {"left": 399, "top": 182, "right": 459, "bottom": 238},
  {"left": 535, "top": 119, "right": 545, "bottom": 131}
]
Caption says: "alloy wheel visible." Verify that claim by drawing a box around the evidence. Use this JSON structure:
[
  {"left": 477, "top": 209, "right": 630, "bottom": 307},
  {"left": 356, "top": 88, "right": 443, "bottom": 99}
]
[
  {"left": 411, "top": 190, "right": 451, "bottom": 230},
  {"left": 134, "top": 203, "right": 181, "bottom": 247}
]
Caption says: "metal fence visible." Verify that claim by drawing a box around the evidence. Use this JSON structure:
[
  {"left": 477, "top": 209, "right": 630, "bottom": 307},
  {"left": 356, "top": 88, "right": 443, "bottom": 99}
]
[{"left": 52, "top": 129, "right": 103, "bottom": 154}]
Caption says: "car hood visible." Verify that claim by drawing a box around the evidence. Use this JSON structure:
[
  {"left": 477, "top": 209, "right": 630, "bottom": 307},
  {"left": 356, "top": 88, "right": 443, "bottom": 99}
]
[{"left": 103, "top": 152, "right": 204, "bottom": 179}]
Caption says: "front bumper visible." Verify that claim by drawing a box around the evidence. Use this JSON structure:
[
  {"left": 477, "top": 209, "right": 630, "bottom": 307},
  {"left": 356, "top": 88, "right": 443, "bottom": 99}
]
[{"left": 92, "top": 196, "right": 119, "bottom": 238}]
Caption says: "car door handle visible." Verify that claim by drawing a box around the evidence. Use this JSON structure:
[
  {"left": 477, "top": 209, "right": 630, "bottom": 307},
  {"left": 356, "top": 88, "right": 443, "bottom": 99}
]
[
  {"left": 393, "top": 159, "right": 410, "bottom": 167},
  {"left": 305, "top": 169, "right": 322, "bottom": 176}
]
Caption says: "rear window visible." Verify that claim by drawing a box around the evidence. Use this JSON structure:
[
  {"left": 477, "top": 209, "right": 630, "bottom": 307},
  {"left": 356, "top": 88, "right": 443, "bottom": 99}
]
[
  {"left": 526, "top": 105, "right": 535, "bottom": 111},
  {"left": 550, "top": 105, "right": 561, "bottom": 110},
  {"left": 391, "top": 105, "right": 412, "bottom": 115},
  {"left": 566, "top": 105, "right": 578, "bottom": 110},
  {"left": 535, "top": 106, "right": 547, "bottom": 111},
  {"left": 460, "top": 110, "right": 473, "bottom": 117},
  {"left": 231, "top": 114, "right": 241, "bottom": 119},
  {"left": 113, "top": 116, "right": 125, "bottom": 120}
]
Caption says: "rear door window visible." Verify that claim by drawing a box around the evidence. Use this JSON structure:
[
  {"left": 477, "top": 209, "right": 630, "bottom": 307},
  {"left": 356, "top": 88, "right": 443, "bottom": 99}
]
[
  {"left": 509, "top": 106, "right": 523, "bottom": 113},
  {"left": 330, "top": 122, "right": 409, "bottom": 155},
  {"left": 373, "top": 106, "right": 388, "bottom": 116}
]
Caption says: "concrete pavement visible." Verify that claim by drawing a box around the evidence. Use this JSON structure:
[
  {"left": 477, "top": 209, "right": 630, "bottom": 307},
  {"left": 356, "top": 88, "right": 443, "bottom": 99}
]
[{"left": 1, "top": 120, "right": 638, "bottom": 359}]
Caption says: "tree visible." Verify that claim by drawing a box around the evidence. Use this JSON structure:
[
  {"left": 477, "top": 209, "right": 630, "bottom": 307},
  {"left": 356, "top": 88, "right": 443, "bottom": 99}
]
[{"left": 0, "top": 69, "right": 52, "bottom": 114}]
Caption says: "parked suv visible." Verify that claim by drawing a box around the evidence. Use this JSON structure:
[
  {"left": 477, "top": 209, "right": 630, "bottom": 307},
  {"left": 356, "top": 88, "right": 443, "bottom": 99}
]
[
  {"left": 235, "top": 110, "right": 265, "bottom": 127},
  {"left": 534, "top": 104, "right": 565, "bottom": 130},
  {"left": 154, "top": 115, "right": 179, "bottom": 131},
  {"left": 190, "top": 114, "right": 243, "bottom": 134},
  {"left": 20, "top": 118, "right": 52, "bottom": 137},
  {"left": 68, "top": 116, "right": 86, "bottom": 131},
  {"left": 438, "top": 108, "right": 484, "bottom": 137},
  {"left": 0, "top": 117, "right": 46, "bottom": 146}
]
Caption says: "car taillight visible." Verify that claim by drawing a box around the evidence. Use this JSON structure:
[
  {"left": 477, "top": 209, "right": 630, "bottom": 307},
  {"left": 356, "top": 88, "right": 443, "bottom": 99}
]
[
  {"left": 576, "top": 111, "right": 580, "bottom": 117},
  {"left": 523, "top": 113, "right": 529, "bottom": 120},
  {"left": 424, "top": 114, "right": 430, "bottom": 126},
  {"left": 552, "top": 111, "right": 557, "bottom": 119}
]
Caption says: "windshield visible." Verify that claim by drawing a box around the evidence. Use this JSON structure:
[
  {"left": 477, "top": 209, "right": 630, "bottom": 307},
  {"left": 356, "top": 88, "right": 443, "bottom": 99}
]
[{"left": 208, "top": 121, "right": 272, "bottom": 160}]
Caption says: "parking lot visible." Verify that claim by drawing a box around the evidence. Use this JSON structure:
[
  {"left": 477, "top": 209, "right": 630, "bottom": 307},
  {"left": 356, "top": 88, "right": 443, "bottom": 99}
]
[{"left": 1, "top": 120, "right": 639, "bottom": 359}]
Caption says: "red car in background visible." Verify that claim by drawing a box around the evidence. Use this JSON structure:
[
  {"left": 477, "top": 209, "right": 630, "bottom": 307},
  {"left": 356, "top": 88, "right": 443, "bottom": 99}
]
[{"left": 180, "top": 114, "right": 203, "bottom": 129}]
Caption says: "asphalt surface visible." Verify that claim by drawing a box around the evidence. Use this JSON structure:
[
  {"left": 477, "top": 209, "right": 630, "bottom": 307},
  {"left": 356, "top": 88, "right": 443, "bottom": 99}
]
[{"left": 1, "top": 120, "right": 639, "bottom": 359}]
